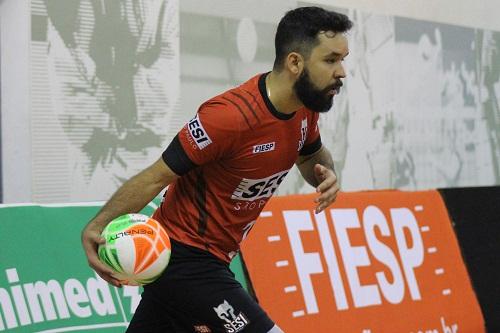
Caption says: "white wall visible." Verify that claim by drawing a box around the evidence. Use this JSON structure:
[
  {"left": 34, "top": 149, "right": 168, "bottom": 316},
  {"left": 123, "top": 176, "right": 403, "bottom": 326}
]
[
  {"left": 0, "top": 0, "right": 31, "bottom": 203},
  {"left": 1, "top": 0, "right": 500, "bottom": 203},
  {"left": 313, "top": 0, "right": 500, "bottom": 31},
  {"left": 181, "top": 0, "right": 500, "bottom": 31}
]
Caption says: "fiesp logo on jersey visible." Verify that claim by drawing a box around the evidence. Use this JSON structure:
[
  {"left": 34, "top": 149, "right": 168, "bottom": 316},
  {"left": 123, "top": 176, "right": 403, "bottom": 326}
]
[
  {"left": 188, "top": 114, "right": 212, "bottom": 149},
  {"left": 231, "top": 170, "right": 289, "bottom": 201},
  {"left": 253, "top": 142, "right": 275, "bottom": 154}
]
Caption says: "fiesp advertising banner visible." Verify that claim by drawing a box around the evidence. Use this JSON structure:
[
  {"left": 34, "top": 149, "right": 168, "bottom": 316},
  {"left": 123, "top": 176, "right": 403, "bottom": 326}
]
[
  {"left": 0, "top": 200, "right": 247, "bottom": 333},
  {"left": 241, "top": 190, "right": 485, "bottom": 333}
]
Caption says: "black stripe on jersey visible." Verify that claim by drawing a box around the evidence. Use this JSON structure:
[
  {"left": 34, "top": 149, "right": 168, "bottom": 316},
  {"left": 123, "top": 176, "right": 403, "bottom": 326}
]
[
  {"left": 222, "top": 96, "right": 253, "bottom": 130},
  {"left": 230, "top": 91, "right": 259, "bottom": 122},
  {"left": 299, "top": 137, "right": 322, "bottom": 156},
  {"left": 181, "top": 172, "right": 208, "bottom": 236},
  {"left": 162, "top": 134, "right": 197, "bottom": 175},
  {"left": 241, "top": 88, "right": 266, "bottom": 114},
  {"left": 194, "top": 171, "right": 209, "bottom": 236},
  {"left": 176, "top": 176, "right": 192, "bottom": 206},
  {"left": 182, "top": 171, "right": 198, "bottom": 194}
]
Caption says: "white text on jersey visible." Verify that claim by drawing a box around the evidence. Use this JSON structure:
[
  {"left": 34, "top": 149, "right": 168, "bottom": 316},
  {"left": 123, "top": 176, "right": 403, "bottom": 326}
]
[
  {"left": 188, "top": 114, "right": 212, "bottom": 149},
  {"left": 231, "top": 170, "right": 289, "bottom": 201},
  {"left": 298, "top": 118, "right": 308, "bottom": 151}
]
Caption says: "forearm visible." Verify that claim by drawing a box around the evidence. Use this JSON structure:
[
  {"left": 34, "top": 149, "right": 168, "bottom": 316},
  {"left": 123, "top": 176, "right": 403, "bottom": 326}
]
[
  {"left": 90, "top": 161, "right": 176, "bottom": 228},
  {"left": 297, "top": 146, "right": 335, "bottom": 187}
]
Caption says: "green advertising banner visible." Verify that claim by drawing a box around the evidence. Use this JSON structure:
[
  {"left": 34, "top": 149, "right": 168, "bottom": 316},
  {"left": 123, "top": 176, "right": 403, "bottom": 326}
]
[{"left": 0, "top": 200, "right": 247, "bottom": 332}]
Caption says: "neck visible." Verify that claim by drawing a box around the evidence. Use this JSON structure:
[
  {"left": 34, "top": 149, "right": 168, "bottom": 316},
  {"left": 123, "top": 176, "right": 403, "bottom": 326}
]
[{"left": 265, "top": 70, "right": 303, "bottom": 114}]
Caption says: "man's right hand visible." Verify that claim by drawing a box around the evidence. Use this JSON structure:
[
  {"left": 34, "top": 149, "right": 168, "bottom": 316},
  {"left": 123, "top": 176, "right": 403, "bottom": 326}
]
[
  {"left": 81, "top": 222, "right": 123, "bottom": 287},
  {"left": 79, "top": 158, "right": 177, "bottom": 287}
]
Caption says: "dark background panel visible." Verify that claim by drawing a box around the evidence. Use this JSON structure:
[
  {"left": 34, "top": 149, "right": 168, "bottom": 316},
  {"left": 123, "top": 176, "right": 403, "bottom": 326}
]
[{"left": 439, "top": 186, "right": 500, "bottom": 333}]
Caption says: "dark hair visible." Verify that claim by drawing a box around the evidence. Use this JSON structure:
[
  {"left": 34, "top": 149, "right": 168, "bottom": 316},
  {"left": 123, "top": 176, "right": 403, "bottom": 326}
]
[{"left": 273, "top": 7, "right": 353, "bottom": 70}]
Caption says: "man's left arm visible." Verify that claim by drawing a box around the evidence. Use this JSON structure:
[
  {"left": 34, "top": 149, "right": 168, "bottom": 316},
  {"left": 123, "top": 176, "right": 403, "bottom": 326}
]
[{"left": 296, "top": 145, "right": 340, "bottom": 213}]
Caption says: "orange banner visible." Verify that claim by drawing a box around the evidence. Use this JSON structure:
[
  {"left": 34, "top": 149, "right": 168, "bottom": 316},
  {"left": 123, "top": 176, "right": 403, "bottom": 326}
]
[{"left": 241, "top": 190, "right": 485, "bottom": 333}]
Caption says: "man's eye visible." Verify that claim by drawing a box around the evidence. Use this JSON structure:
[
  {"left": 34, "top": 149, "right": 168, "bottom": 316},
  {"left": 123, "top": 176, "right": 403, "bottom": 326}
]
[{"left": 326, "top": 59, "right": 336, "bottom": 64}]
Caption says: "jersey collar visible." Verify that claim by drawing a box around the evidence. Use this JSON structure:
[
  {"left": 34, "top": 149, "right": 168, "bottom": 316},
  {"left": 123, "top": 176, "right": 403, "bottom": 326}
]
[{"left": 258, "top": 72, "right": 296, "bottom": 120}]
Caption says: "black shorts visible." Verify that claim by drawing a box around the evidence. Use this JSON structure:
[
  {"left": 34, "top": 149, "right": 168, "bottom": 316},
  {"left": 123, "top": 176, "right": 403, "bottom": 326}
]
[{"left": 126, "top": 239, "right": 275, "bottom": 333}]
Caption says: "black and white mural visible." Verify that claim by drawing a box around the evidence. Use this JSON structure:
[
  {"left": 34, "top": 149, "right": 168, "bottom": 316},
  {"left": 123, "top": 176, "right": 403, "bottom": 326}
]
[{"left": 28, "top": 0, "right": 499, "bottom": 202}]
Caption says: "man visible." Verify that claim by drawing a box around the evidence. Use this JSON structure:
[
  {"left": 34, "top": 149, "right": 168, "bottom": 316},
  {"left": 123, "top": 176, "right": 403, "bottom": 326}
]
[{"left": 82, "top": 6, "right": 352, "bottom": 332}]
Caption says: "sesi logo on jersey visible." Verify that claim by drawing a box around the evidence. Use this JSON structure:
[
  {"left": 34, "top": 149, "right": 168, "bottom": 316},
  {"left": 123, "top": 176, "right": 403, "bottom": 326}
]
[
  {"left": 231, "top": 170, "right": 289, "bottom": 201},
  {"left": 188, "top": 114, "right": 212, "bottom": 149}
]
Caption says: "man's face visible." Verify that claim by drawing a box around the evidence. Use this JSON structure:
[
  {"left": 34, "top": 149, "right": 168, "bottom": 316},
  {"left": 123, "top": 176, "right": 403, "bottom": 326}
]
[{"left": 294, "top": 32, "right": 349, "bottom": 113}]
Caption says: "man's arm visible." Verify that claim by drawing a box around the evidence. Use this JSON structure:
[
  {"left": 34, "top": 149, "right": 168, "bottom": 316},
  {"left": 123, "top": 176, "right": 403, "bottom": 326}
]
[
  {"left": 296, "top": 145, "right": 340, "bottom": 213},
  {"left": 81, "top": 158, "right": 178, "bottom": 286}
]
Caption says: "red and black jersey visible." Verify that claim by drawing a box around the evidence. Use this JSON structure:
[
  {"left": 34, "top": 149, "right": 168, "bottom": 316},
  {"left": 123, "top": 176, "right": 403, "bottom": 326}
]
[{"left": 153, "top": 73, "right": 322, "bottom": 263}]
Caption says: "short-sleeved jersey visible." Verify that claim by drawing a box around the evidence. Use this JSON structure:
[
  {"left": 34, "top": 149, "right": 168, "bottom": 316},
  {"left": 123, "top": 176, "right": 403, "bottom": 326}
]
[{"left": 153, "top": 73, "right": 322, "bottom": 263}]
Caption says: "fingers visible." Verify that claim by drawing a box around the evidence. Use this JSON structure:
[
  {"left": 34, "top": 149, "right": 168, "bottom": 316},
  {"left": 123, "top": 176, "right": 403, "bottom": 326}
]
[
  {"left": 316, "top": 174, "right": 337, "bottom": 194},
  {"left": 314, "top": 186, "right": 340, "bottom": 213},
  {"left": 96, "top": 270, "right": 123, "bottom": 288},
  {"left": 315, "top": 164, "right": 337, "bottom": 193},
  {"left": 314, "top": 164, "right": 339, "bottom": 213},
  {"left": 86, "top": 252, "right": 122, "bottom": 287},
  {"left": 82, "top": 227, "right": 123, "bottom": 287}
]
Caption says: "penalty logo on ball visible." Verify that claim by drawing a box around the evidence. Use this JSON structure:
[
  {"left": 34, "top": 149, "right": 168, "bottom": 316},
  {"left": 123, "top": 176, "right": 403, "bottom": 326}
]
[{"left": 98, "top": 214, "right": 171, "bottom": 286}]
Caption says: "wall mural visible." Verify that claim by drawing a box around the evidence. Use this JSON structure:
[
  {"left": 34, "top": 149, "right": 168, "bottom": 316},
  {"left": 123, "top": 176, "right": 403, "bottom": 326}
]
[
  {"left": 30, "top": 0, "right": 499, "bottom": 202},
  {"left": 31, "top": 0, "right": 179, "bottom": 202}
]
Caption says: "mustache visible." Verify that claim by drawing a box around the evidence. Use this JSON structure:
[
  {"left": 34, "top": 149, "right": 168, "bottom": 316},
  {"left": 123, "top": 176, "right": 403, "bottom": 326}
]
[
  {"left": 331, "top": 80, "right": 343, "bottom": 90},
  {"left": 324, "top": 80, "right": 343, "bottom": 93}
]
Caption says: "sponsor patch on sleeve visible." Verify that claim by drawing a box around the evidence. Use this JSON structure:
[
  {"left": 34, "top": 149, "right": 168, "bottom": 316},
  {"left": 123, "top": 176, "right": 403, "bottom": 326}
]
[{"left": 188, "top": 114, "right": 213, "bottom": 150}]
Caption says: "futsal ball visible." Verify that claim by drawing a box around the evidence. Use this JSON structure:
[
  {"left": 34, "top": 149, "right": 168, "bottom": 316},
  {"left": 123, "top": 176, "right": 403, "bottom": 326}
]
[{"left": 98, "top": 214, "right": 171, "bottom": 286}]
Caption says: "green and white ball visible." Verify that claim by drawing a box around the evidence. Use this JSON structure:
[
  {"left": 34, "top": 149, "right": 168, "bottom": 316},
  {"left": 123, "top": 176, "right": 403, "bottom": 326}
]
[{"left": 98, "top": 214, "right": 171, "bottom": 286}]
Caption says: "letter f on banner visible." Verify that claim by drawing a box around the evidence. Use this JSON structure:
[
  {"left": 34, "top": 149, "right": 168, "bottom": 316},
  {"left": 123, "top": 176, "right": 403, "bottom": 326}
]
[{"left": 284, "top": 211, "right": 323, "bottom": 314}]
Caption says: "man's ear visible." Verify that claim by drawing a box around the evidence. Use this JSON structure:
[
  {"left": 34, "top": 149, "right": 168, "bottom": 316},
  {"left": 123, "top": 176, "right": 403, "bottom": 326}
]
[{"left": 285, "top": 52, "right": 304, "bottom": 76}]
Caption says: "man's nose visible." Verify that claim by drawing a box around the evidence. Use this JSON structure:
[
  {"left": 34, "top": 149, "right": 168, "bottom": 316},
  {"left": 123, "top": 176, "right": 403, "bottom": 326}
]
[{"left": 336, "top": 63, "right": 346, "bottom": 79}]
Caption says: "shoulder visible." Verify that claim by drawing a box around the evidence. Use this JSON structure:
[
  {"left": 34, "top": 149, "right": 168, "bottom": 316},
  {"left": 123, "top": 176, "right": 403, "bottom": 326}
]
[
  {"left": 200, "top": 88, "right": 259, "bottom": 131},
  {"left": 197, "top": 95, "right": 241, "bottom": 125}
]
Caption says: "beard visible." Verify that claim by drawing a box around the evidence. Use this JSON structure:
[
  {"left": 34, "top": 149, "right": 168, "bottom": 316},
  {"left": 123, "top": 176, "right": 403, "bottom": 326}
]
[{"left": 294, "top": 68, "right": 342, "bottom": 113}]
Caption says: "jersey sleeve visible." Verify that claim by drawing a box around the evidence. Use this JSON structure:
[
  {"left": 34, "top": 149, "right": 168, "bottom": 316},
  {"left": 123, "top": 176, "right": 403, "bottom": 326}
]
[
  {"left": 162, "top": 101, "right": 240, "bottom": 175},
  {"left": 299, "top": 111, "right": 322, "bottom": 156}
]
